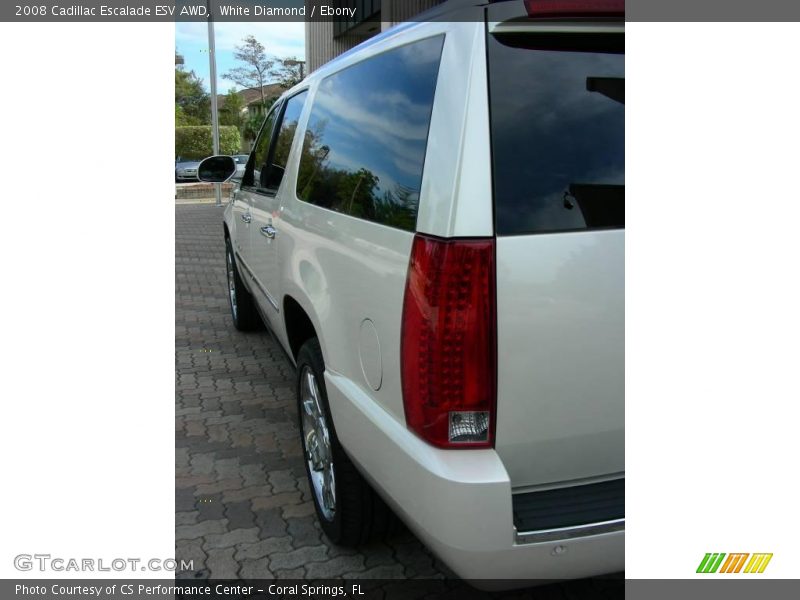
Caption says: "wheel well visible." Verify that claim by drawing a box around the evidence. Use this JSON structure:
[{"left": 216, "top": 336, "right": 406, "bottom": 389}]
[
  {"left": 283, "top": 296, "right": 317, "bottom": 360},
  {"left": 223, "top": 223, "right": 230, "bottom": 239}
]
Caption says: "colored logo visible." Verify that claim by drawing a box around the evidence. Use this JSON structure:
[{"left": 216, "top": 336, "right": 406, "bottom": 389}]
[{"left": 697, "top": 553, "right": 773, "bottom": 574}]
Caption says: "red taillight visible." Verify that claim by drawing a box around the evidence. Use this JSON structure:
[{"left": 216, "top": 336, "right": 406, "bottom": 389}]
[
  {"left": 523, "top": 0, "right": 624, "bottom": 18},
  {"left": 401, "top": 234, "right": 496, "bottom": 449}
]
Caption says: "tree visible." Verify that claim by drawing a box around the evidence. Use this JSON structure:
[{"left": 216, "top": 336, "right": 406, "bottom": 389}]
[
  {"left": 219, "top": 89, "right": 244, "bottom": 129},
  {"left": 175, "top": 126, "right": 241, "bottom": 159},
  {"left": 243, "top": 114, "right": 264, "bottom": 141},
  {"left": 223, "top": 36, "right": 274, "bottom": 108},
  {"left": 175, "top": 104, "right": 185, "bottom": 126},
  {"left": 272, "top": 57, "right": 305, "bottom": 89},
  {"left": 242, "top": 96, "right": 278, "bottom": 142},
  {"left": 175, "top": 52, "right": 210, "bottom": 125}
]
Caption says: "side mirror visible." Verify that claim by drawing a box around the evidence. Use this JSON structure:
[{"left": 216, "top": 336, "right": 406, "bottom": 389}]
[{"left": 198, "top": 155, "right": 236, "bottom": 182}]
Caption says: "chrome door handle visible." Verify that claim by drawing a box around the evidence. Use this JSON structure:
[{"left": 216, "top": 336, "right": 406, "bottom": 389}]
[
  {"left": 260, "top": 225, "right": 277, "bottom": 239},
  {"left": 241, "top": 213, "right": 251, "bottom": 223}
]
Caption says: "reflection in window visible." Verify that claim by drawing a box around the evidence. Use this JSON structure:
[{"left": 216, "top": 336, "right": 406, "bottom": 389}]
[
  {"left": 488, "top": 33, "right": 624, "bottom": 235},
  {"left": 245, "top": 106, "right": 278, "bottom": 189},
  {"left": 264, "top": 91, "right": 307, "bottom": 192},
  {"left": 296, "top": 35, "right": 444, "bottom": 231}
]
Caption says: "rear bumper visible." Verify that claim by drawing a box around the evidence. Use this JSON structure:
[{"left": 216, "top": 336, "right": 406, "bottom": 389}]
[{"left": 325, "top": 370, "right": 624, "bottom": 583}]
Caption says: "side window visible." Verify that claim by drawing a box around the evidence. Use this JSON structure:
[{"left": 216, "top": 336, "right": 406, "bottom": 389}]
[
  {"left": 243, "top": 103, "right": 280, "bottom": 189},
  {"left": 263, "top": 91, "right": 308, "bottom": 193},
  {"left": 295, "top": 35, "right": 444, "bottom": 231}
]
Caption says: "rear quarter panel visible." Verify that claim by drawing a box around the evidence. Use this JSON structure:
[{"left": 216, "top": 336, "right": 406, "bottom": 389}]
[{"left": 274, "top": 21, "right": 488, "bottom": 428}]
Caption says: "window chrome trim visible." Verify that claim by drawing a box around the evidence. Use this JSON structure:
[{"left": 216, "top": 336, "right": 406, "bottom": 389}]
[{"left": 514, "top": 518, "right": 624, "bottom": 545}]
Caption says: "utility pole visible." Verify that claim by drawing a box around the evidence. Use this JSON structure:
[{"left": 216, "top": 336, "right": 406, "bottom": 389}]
[{"left": 207, "top": 0, "right": 222, "bottom": 207}]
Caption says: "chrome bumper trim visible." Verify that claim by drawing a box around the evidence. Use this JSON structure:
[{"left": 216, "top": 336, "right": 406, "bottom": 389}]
[{"left": 515, "top": 518, "right": 624, "bottom": 545}]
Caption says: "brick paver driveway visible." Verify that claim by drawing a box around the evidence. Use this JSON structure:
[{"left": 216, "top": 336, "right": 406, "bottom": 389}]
[{"left": 175, "top": 203, "right": 623, "bottom": 597}]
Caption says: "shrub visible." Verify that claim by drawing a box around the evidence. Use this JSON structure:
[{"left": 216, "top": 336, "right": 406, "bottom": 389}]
[{"left": 175, "top": 126, "right": 241, "bottom": 160}]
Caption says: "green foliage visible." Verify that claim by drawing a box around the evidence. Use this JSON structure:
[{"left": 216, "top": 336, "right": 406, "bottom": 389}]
[
  {"left": 175, "top": 104, "right": 188, "bottom": 127},
  {"left": 175, "top": 126, "right": 241, "bottom": 160},
  {"left": 243, "top": 114, "right": 263, "bottom": 141},
  {"left": 219, "top": 89, "right": 245, "bottom": 129},
  {"left": 242, "top": 99, "right": 277, "bottom": 141},
  {"left": 175, "top": 64, "right": 210, "bottom": 125}
]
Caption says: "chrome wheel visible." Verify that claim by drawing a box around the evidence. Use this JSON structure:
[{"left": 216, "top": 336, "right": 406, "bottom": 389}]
[
  {"left": 226, "top": 248, "right": 238, "bottom": 320},
  {"left": 300, "top": 365, "right": 336, "bottom": 521}
]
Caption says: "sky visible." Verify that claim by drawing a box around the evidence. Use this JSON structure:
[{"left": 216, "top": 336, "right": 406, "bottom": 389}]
[{"left": 175, "top": 22, "right": 306, "bottom": 94}]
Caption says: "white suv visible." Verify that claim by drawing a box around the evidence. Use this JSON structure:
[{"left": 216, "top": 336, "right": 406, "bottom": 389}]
[{"left": 199, "top": 0, "right": 624, "bottom": 585}]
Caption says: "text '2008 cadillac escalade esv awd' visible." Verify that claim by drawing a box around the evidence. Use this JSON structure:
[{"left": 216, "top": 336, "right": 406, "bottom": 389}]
[{"left": 198, "top": 0, "right": 624, "bottom": 586}]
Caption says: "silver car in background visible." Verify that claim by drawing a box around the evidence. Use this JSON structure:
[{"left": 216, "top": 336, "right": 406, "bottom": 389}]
[
  {"left": 175, "top": 158, "right": 202, "bottom": 182},
  {"left": 232, "top": 155, "right": 249, "bottom": 181}
]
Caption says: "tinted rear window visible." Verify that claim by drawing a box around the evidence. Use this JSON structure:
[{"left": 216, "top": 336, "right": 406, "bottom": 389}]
[
  {"left": 296, "top": 35, "right": 444, "bottom": 231},
  {"left": 488, "top": 32, "right": 624, "bottom": 235}
]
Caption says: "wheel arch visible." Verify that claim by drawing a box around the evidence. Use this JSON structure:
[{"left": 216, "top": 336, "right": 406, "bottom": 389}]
[{"left": 283, "top": 294, "right": 319, "bottom": 362}]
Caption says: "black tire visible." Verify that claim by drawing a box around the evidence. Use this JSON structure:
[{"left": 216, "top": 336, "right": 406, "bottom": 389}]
[
  {"left": 224, "top": 236, "right": 260, "bottom": 331},
  {"left": 296, "top": 338, "right": 396, "bottom": 546}
]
